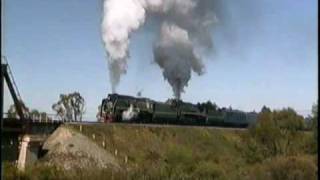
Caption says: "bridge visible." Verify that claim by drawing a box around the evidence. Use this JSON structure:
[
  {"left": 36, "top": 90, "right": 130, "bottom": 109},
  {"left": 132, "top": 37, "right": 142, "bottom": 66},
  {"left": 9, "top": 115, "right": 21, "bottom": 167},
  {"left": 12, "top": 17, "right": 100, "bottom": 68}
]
[{"left": 1, "top": 57, "right": 64, "bottom": 169}]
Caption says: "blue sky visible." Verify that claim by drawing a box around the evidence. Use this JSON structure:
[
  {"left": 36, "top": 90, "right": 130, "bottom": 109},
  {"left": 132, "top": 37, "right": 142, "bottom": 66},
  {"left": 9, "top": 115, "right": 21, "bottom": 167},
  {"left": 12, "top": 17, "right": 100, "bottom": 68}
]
[{"left": 3, "top": 0, "right": 318, "bottom": 119}]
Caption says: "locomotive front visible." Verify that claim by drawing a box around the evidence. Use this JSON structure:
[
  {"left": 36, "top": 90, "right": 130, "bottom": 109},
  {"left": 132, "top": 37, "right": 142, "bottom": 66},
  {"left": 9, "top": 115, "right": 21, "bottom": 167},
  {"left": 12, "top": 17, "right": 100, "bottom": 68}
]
[{"left": 100, "top": 94, "right": 117, "bottom": 122}]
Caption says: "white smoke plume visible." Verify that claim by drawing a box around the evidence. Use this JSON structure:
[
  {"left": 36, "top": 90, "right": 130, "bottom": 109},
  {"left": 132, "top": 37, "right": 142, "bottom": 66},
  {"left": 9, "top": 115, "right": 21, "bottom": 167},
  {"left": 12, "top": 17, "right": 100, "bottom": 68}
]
[
  {"left": 122, "top": 104, "right": 139, "bottom": 121},
  {"left": 102, "top": 0, "right": 217, "bottom": 97}
]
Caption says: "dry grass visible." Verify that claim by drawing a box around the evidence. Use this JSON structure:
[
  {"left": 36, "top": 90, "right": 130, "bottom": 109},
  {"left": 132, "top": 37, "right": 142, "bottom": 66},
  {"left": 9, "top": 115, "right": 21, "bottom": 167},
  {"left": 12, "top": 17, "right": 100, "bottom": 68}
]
[{"left": 3, "top": 123, "right": 317, "bottom": 179}]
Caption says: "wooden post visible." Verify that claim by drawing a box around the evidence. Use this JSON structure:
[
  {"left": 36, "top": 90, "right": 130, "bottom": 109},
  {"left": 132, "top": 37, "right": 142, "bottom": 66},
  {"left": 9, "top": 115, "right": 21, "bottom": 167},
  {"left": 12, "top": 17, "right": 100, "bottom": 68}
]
[
  {"left": 124, "top": 156, "right": 128, "bottom": 164},
  {"left": 111, "top": 170, "right": 114, "bottom": 180},
  {"left": 103, "top": 135, "right": 106, "bottom": 148}
]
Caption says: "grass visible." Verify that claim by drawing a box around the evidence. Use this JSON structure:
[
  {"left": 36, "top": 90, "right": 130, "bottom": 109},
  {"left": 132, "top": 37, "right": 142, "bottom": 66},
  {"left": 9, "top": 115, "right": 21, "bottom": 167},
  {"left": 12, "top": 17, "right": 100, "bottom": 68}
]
[{"left": 3, "top": 123, "right": 317, "bottom": 179}]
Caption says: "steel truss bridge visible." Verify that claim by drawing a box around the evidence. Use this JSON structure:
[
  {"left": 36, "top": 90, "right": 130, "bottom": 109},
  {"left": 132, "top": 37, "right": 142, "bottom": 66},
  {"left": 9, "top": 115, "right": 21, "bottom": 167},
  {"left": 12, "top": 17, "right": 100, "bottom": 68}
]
[{"left": 1, "top": 57, "right": 62, "bottom": 165}]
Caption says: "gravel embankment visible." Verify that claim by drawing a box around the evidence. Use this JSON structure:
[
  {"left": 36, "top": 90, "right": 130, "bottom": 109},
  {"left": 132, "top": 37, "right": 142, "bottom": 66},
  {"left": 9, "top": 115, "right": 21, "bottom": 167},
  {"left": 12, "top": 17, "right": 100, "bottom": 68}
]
[{"left": 41, "top": 126, "right": 120, "bottom": 170}]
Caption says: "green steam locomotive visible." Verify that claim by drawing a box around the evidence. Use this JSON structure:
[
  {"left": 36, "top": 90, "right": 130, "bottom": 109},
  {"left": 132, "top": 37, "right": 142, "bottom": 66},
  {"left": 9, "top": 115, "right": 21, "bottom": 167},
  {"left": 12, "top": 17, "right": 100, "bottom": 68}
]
[{"left": 100, "top": 93, "right": 257, "bottom": 127}]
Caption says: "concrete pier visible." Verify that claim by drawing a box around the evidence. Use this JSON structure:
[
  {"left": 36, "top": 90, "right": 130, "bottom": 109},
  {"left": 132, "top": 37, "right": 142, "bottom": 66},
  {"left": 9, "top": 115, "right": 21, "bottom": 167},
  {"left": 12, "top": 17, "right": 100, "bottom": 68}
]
[
  {"left": 16, "top": 134, "right": 48, "bottom": 171},
  {"left": 17, "top": 135, "right": 30, "bottom": 171}
]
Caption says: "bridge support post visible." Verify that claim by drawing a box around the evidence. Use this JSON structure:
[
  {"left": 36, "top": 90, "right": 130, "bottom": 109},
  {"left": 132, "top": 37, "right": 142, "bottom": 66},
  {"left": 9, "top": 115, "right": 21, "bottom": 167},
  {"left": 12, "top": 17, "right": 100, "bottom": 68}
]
[{"left": 17, "top": 135, "right": 30, "bottom": 171}]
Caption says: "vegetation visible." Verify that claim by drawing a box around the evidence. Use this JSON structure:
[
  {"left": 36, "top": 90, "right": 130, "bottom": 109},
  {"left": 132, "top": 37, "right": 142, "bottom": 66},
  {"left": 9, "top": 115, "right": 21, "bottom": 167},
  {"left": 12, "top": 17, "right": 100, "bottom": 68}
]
[
  {"left": 247, "top": 107, "right": 305, "bottom": 158},
  {"left": 6, "top": 100, "right": 29, "bottom": 118},
  {"left": 197, "top": 100, "right": 218, "bottom": 112},
  {"left": 3, "top": 106, "right": 318, "bottom": 179},
  {"left": 7, "top": 92, "right": 87, "bottom": 121},
  {"left": 52, "top": 92, "right": 85, "bottom": 122},
  {"left": 6, "top": 101, "right": 51, "bottom": 120},
  {"left": 311, "top": 103, "right": 318, "bottom": 153}
]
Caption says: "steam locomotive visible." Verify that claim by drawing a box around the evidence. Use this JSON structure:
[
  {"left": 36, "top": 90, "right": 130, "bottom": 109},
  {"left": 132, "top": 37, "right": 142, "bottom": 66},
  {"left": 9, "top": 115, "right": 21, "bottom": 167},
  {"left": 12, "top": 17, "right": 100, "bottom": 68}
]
[{"left": 99, "top": 93, "right": 257, "bottom": 127}]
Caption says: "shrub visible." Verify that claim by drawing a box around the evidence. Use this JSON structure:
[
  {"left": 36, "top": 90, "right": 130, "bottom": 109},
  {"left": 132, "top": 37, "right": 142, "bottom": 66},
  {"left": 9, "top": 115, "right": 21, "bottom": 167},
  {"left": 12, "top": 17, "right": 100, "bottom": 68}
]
[
  {"left": 241, "top": 135, "right": 264, "bottom": 163},
  {"left": 246, "top": 156, "right": 317, "bottom": 180},
  {"left": 166, "top": 145, "right": 193, "bottom": 164},
  {"left": 249, "top": 108, "right": 305, "bottom": 157},
  {"left": 193, "top": 161, "right": 226, "bottom": 179},
  {"left": 3, "top": 162, "right": 21, "bottom": 180}
]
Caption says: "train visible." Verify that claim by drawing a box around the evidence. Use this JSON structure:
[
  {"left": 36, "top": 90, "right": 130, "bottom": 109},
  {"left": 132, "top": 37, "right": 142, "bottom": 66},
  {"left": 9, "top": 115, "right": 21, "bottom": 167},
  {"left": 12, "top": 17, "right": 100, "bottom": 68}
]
[{"left": 99, "top": 93, "right": 258, "bottom": 128}]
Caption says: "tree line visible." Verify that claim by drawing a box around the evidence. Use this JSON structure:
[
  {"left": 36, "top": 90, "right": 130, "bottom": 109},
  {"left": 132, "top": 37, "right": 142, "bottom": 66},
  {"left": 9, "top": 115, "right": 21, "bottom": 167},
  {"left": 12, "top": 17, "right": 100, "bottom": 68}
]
[
  {"left": 6, "top": 92, "right": 317, "bottom": 132},
  {"left": 6, "top": 91, "right": 85, "bottom": 122},
  {"left": 244, "top": 103, "right": 318, "bottom": 163}
]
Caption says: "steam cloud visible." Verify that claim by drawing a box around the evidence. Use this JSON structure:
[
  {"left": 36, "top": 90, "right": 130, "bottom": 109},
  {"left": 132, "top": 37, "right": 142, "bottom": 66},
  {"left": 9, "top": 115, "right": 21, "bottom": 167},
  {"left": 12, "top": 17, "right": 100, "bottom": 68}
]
[
  {"left": 122, "top": 104, "right": 139, "bottom": 121},
  {"left": 102, "top": 0, "right": 217, "bottom": 98},
  {"left": 154, "top": 22, "right": 204, "bottom": 99}
]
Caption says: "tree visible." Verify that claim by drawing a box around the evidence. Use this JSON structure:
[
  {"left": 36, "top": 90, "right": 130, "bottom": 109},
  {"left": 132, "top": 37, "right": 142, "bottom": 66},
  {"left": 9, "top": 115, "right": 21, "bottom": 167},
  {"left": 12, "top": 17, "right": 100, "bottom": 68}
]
[
  {"left": 7, "top": 104, "right": 18, "bottom": 118},
  {"left": 7, "top": 102, "right": 51, "bottom": 121},
  {"left": 52, "top": 92, "right": 86, "bottom": 122},
  {"left": 205, "top": 101, "right": 218, "bottom": 111},
  {"left": 69, "top": 92, "right": 85, "bottom": 121},
  {"left": 311, "top": 103, "right": 317, "bottom": 130},
  {"left": 197, "top": 101, "right": 218, "bottom": 113},
  {"left": 311, "top": 102, "right": 318, "bottom": 153},
  {"left": 6, "top": 100, "right": 30, "bottom": 118},
  {"left": 304, "top": 115, "right": 313, "bottom": 130},
  {"left": 261, "top": 105, "right": 271, "bottom": 113},
  {"left": 250, "top": 107, "right": 305, "bottom": 157}
]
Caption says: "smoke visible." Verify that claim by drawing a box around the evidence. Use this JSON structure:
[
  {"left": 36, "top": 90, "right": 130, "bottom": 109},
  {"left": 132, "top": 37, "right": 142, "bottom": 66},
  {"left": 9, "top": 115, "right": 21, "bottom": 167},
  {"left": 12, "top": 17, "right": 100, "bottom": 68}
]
[
  {"left": 137, "top": 89, "right": 143, "bottom": 97},
  {"left": 102, "top": 0, "right": 218, "bottom": 97},
  {"left": 122, "top": 104, "right": 139, "bottom": 121},
  {"left": 153, "top": 22, "right": 204, "bottom": 99}
]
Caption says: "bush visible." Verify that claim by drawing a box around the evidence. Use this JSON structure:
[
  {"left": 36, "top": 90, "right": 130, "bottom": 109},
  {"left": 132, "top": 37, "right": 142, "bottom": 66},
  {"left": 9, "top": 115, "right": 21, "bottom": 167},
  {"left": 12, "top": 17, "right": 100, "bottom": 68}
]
[
  {"left": 241, "top": 135, "right": 264, "bottom": 163},
  {"left": 3, "top": 162, "right": 21, "bottom": 180},
  {"left": 193, "top": 161, "right": 226, "bottom": 179},
  {"left": 246, "top": 156, "right": 317, "bottom": 180},
  {"left": 164, "top": 145, "right": 194, "bottom": 175},
  {"left": 249, "top": 108, "right": 305, "bottom": 157}
]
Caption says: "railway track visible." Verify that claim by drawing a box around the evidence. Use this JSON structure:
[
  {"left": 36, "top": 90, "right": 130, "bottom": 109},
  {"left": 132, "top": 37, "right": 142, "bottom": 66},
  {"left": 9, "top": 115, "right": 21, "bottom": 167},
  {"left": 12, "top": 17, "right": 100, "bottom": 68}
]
[{"left": 66, "top": 121, "right": 247, "bottom": 131}]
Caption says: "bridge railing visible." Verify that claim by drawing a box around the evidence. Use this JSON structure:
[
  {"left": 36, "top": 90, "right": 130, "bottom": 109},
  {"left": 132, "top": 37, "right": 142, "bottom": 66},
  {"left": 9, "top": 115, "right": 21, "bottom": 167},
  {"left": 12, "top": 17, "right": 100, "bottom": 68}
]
[
  {"left": 2, "top": 113, "right": 93, "bottom": 123},
  {"left": 29, "top": 113, "right": 60, "bottom": 123},
  {"left": 3, "top": 113, "right": 62, "bottom": 123}
]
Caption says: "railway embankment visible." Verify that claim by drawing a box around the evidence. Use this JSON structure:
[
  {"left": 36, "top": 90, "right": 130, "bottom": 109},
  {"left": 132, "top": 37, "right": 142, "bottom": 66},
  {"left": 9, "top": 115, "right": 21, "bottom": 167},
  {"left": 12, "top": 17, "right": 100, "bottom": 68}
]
[
  {"left": 40, "top": 125, "right": 120, "bottom": 170},
  {"left": 3, "top": 123, "right": 317, "bottom": 179}
]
